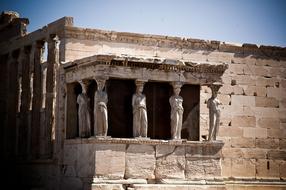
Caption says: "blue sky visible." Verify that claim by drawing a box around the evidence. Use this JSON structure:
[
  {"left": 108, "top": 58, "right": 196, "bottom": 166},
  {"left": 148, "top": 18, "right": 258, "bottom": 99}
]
[{"left": 1, "top": 0, "right": 286, "bottom": 47}]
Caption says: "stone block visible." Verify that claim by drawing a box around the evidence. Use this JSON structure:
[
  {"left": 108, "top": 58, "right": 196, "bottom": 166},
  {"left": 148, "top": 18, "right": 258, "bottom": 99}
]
[
  {"left": 267, "top": 129, "right": 286, "bottom": 139},
  {"left": 185, "top": 144, "right": 222, "bottom": 159},
  {"left": 243, "top": 127, "right": 267, "bottom": 138},
  {"left": 221, "top": 158, "right": 231, "bottom": 178},
  {"left": 257, "top": 118, "right": 280, "bottom": 129},
  {"left": 256, "top": 77, "right": 277, "bottom": 87},
  {"left": 241, "top": 148, "right": 267, "bottom": 159},
  {"left": 222, "top": 148, "right": 243, "bottom": 158},
  {"left": 231, "top": 158, "right": 256, "bottom": 179},
  {"left": 280, "top": 139, "right": 286, "bottom": 149},
  {"left": 231, "top": 116, "right": 256, "bottom": 127},
  {"left": 155, "top": 145, "right": 185, "bottom": 179},
  {"left": 219, "top": 85, "right": 244, "bottom": 96},
  {"left": 280, "top": 160, "right": 286, "bottom": 180},
  {"left": 76, "top": 144, "right": 95, "bottom": 177},
  {"left": 185, "top": 158, "right": 221, "bottom": 179},
  {"left": 95, "top": 144, "right": 126, "bottom": 179},
  {"left": 92, "top": 184, "right": 124, "bottom": 190},
  {"left": 242, "top": 86, "right": 267, "bottom": 97},
  {"left": 125, "top": 144, "right": 155, "bottom": 179},
  {"left": 267, "top": 150, "right": 286, "bottom": 160},
  {"left": 255, "top": 97, "right": 279, "bottom": 108},
  {"left": 231, "top": 95, "right": 255, "bottom": 107},
  {"left": 231, "top": 137, "right": 255, "bottom": 148},
  {"left": 254, "top": 107, "right": 280, "bottom": 118},
  {"left": 249, "top": 65, "right": 270, "bottom": 77},
  {"left": 255, "top": 138, "right": 279, "bottom": 149},
  {"left": 219, "top": 126, "right": 243, "bottom": 137},
  {"left": 228, "top": 63, "right": 244, "bottom": 75},
  {"left": 64, "top": 144, "right": 78, "bottom": 165},
  {"left": 256, "top": 159, "right": 280, "bottom": 179},
  {"left": 231, "top": 75, "right": 256, "bottom": 86},
  {"left": 218, "top": 94, "right": 231, "bottom": 105},
  {"left": 267, "top": 87, "right": 286, "bottom": 101}
]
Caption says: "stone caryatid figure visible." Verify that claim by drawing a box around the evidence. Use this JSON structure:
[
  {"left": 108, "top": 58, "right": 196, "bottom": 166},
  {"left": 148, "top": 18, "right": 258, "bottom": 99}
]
[
  {"left": 94, "top": 78, "right": 108, "bottom": 137},
  {"left": 207, "top": 84, "right": 222, "bottom": 141},
  {"left": 169, "top": 82, "right": 184, "bottom": 140},
  {"left": 77, "top": 80, "right": 91, "bottom": 138},
  {"left": 132, "top": 80, "right": 148, "bottom": 138}
]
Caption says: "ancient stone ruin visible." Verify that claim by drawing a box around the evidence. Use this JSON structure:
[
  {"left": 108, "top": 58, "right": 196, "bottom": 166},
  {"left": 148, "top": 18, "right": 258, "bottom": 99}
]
[{"left": 0, "top": 11, "right": 286, "bottom": 190}]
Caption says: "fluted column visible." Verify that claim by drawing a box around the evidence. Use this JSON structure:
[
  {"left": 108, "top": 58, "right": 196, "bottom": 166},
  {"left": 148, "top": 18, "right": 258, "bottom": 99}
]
[
  {"left": 18, "top": 46, "right": 32, "bottom": 158},
  {"left": 43, "top": 35, "right": 59, "bottom": 158},
  {"left": 31, "top": 41, "right": 44, "bottom": 159}
]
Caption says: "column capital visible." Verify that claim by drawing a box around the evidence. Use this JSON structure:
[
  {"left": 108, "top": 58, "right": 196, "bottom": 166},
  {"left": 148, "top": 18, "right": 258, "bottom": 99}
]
[
  {"left": 171, "top": 81, "right": 183, "bottom": 89},
  {"left": 135, "top": 79, "right": 147, "bottom": 86},
  {"left": 78, "top": 80, "right": 90, "bottom": 93},
  {"left": 208, "top": 83, "right": 222, "bottom": 95}
]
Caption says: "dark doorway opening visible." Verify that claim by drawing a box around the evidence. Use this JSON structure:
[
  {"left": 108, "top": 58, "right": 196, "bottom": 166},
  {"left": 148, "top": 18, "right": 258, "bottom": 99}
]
[{"left": 107, "top": 79, "right": 135, "bottom": 138}]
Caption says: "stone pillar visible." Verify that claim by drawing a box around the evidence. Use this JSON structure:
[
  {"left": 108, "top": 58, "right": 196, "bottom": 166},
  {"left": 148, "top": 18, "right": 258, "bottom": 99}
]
[
  {"left": 6, "top": 50, "right": 20, "bottom": 157},
  {"left": 31, "top": 40, "right": 44, "bottom": 159},
  {"left": 169, "top": 82, "right": 184, "bottom": 140},
  {"left": 207, "top": 84, "right": 222, "bottom": 141},
  {"left": 42, "top": 34, "right": 59, "bottom": 158},
  {"left": 19, "top": 46, "right": 32, "bottom": 158}
]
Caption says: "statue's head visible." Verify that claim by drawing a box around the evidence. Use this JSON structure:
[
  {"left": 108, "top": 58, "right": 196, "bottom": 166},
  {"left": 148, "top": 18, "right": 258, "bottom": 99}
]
[
  {"left": 135, "top": 80, "right": 145, "bottom": 94},
  {"left": 96, "top": 79, "right": 106, "bottom": 91}
]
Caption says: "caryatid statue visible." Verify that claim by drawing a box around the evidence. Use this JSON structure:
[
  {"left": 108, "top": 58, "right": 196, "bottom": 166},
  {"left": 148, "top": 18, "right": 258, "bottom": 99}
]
[
  {"left": 132, "top": 80, "right": 148, "bottom": 138},
  {"left": 169, "top": 82, "right": 184, "bottom": 140},
  {"left": 94, "top": 78, "right": 108, "bottom": 137},
  {"left": 207, "top": 84, "right": 222, "bottom": 141},
  {"left": 77, "top": 80, "right": 91, "bottom": 138}
]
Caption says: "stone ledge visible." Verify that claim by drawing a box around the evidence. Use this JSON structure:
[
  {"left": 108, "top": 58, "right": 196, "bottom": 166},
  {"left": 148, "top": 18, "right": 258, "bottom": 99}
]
[{"left": 65, "top": 137, "right": 224, "bottom": 147}]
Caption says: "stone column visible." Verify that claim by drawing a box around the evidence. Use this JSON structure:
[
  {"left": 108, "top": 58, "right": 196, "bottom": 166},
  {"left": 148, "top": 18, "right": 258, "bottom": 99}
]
[
  {"left": 18, "top": 46, "right": 32, "bottom": 158},
  {"left": 94, "top": 78, "right": 109, "bottom": 137},
  {"left": 6, "top": 50, "right": 20, "bottom": 158},
  {"left": 43, "top": 35, "right": 59, "bottom": 158},
  {"left": 31, "top": 40, "right": 44, "bottom": 159},
  {"left": 169, "top": 82, "right": 184, "bottom": 140},
  {"left": 207, "top": 84, "right": 222, "bottom": 141}
]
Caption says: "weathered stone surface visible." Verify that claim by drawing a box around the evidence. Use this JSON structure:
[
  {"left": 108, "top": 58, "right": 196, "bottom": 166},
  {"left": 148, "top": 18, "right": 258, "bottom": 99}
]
[
  {"left": 256, "top": 159, "right": 280, "bottom": 179},
  {"left": 267, "top": 150, "right": 286, "bottom": 160},
  {"left": 280, "top": 139, "right": 286, "bottom": 149},
  {"left": 132, "top": 184, "right": 227, "bottom": 190},
  {"left": 185, "top": 158, "right": 221, "bottom": 179},
  {"left": 231, "top": 95, "right": 255, "bottom": 107},
  {"left": 125, "top": 144, "right": 155, "bottom": 179},
  {"left": 267, "top": 87, "right": 286, "bottom": 101},
  {"left": 218, "top": 126, "right": 243, "bottom": 137},
  {"left": 267, "top": 128, "right": 286, "bottom": 138},
  {"left": 76, "top": 144, "right": 95, "bottom": 177},
  {"left": 222, "top": 148, "right": 243, "bottom": 158},
  {"left": 221, "top": 158, "right": 231, "bottom": 177},
  {"left": 257, "top": 118, "right": 280, "bottom": 129},
  {"left": 231, "top": 116, "right": 256, "bottom": 127},
  {"left": 231, "top": 158, "right": 256, "bottom": 178},
  {"left": 255, "top": 97, "right": 279, "bottom": 108},
  {"left": 242, "top": 85, "right": 267, "bottom": 97},
  {"left": 255, "top": 138, "right": 279, "bottom": 149},
  {"left": 95, "top": 144, "right": 126, "bottom": 179},
  {"left": 64, "top": 144, "right": 78, "bottom": 165},
  {"left": 92, "top": 184, "right": 124, "bottom": 190},
  {"left": 280, "top": 160, "right": 286, "bottom": 180},
  {"left": 155, "top": 145, "right": 185, "bottom": 179},
  {"left": 231, "top": 137, "right": 255, "bottom": 148},
  {"left": 243, "top": 127, "right": 267, "bottom": 138}
]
